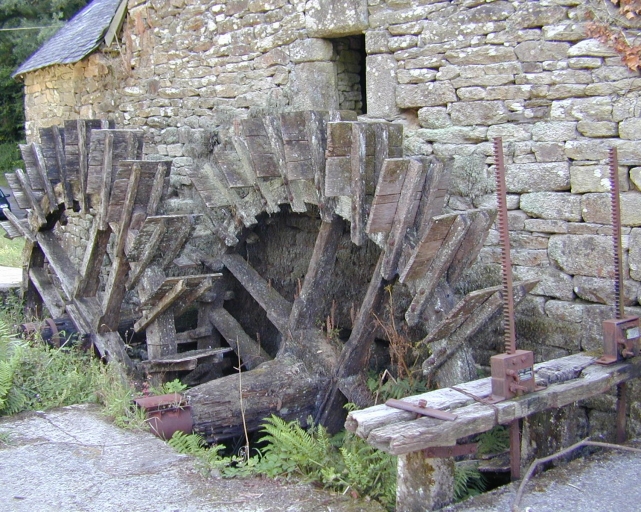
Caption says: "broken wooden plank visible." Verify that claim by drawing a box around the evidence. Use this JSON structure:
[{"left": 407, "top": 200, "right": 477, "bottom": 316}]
[
  {"left": 173, "top": 277, "right": 219, "bottom": 318},
  {"left": 209, "top": 307, "right": 271, "bottom": 370},
  {"left": 99, "top": 256, "right": 130, "bottom": 332},
  {"left": 232, "top": 134, "right": 279, "bottom": 214},
  {"left": 380, "top": 158, "right": 426, "bottom": 280},
  {"left": 28, "top": 267, "right": 66, "bottom": 318},
  {"left": 221, "top": 252, "right": 292, "bottom": 333},
  {"left": 404, "top": 214, "right": 472, "bottom": 326}
]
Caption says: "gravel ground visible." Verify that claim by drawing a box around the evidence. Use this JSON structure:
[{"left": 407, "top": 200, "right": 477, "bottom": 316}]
[{"left": 0, "top": 404, "right": 384, "bottom": 512}]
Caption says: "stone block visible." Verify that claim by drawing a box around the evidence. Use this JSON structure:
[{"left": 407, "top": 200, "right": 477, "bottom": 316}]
[
  {"left": 631, "top": 167, "right": 641, "bottom": 191},
  {"left": 365, "top": 31, "right": 389, "bottom": 54},
  {"left": 532, "top": 142, "right": 565, "bottom": 162},
  {"left": 573, "top": 275, "right": 639, "bottom": 306},
  {"left": 570, "top": 164, "right": 629, "bottom": 194},
  {"left": 487, "top": 123, "right": 532, "bottom": 141},
  {"left": 577, "top": 121, "right": 618, "bottom": 138},
  {"left": 444, "top": 46, "right": 517, "bottom": 65},
  {"left": 448, "top": 100, "right": 509, "bottom": 126},
  {"left": 582, "top": 192, "right": 641, "bottom": 226},
  {"left": 508, "top": 210, "right": 529, "bottom": 230},
  {"left": 388, "top": 35, "right": 418, "bottom": 52},
  {"left": 416, "top": 126, "right": 487, "bottom": 144},
  {"left": 510, "top": 3, "right": 567, "bottom": 29},
  {"left": 564, "top": 139, "right": 612, "bottom": 161},
  {"left": 290, "top": 62, "right": 338, "bottom": 110},
  {"left": 543, "top": 23, "right": 590, "bottom": 42},
  {"left": 568, "top": 39, "right": 618, "bottom": 58},
  {"left": 548, "top": 234, "right": 614, "bottom": 278},
  {"left": 545, "top": 299, "right": 584, "bottom": 323},
  {"left": 520, "top": 192, "right": 582, "bottom": 221},
  {"left": 513, "top": 265, "right": 575, "bottom": 300},
  {"left": 396, "top": 82, "right": 457, "bottom": 108},
  {"left": 629, "top": 228, "right": 641, "bottom": 280},
  {"left": 506, "top": 162, "right": 570, "bottom": 193},
  {"left": 531, "top": 121, "right": 578, "bottom": 141},
  {"left": 417, "top": 107, "right": 452, "bottom": 129},
  {"left": 550, "top": 97, "right": 613, "bottom": 122},
  {"left": 484, "top": 85, "right": 532, "bottom": 101},
  {"left": 420, "top": 21, "right": 507, "bottom": 45},
  {"left": 397, "top": 69, "right": 438, "bottom": 84},
  {"left": 305, "top": 0, "right": 368, "bottom": 37},
  {"left": 366, "top": 55, "right": 399, "bottom": 119},
  {"left": 289, "top": 38, "right": 333, "bottom": 63},
  {"left": 515, "top": 41, "right": 570, "bottom": 62},
  {"left": 619, "top": 117, "right": 641, "bottom": 140},
  {"left": 524, "top": 219, "right": 569, "bottom": 234}
]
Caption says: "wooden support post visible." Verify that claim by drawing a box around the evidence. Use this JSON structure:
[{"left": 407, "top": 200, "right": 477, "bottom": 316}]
[
  {"left": 32, "top": 143, "right": 57, "bottom": 213},
  {"left": 209, "top": 307, "right": 271, "bottom": 370},
  {"left": 99, "top": 256, "right": 131, "bottom": 332},
  {"left": 289, "top": 215, "right": 344, "bottom": 331},
  {"left": 397, "top": 452, "right": 455, "bottom": 512},
  {"left": 78, "top": 120, "right": 89, "bottom": 213},
  {"left": 51, "top": 125, "right": 72, "bottom": 208},
  {"left": 307, "top": 111, "right": 334, "bottom": 222},
  {"left": 221, "top": 253, "right": 292, "bottom": 333}
]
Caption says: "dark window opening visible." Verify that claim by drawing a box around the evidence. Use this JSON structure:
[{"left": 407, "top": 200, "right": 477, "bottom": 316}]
[{"left": 331, "top": 34, "right": 367, "bottom": 114}]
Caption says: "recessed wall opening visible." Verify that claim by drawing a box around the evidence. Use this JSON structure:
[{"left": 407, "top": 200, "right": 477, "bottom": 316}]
[{"left": 332, "top": 34, "right": 367, "bottom": 114}]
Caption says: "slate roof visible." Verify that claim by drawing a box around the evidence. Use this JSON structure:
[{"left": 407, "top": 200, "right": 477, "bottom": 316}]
[{"left": 12, "top": 0, "right": 126, "bottom": 77}]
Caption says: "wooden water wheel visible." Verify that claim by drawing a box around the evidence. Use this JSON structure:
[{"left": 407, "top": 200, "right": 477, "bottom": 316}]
[{"left": 1, "top": 111, "right": 536, "bottom": 439}]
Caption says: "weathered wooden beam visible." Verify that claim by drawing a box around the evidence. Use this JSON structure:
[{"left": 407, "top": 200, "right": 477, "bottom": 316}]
[
  {"left": 31, "top": 143, "right": 57, "bottom": 213},
  {"left": 28, "top": 267, "right": 65, "bottom": 318},
  {"left": 36, "top": 230, "right": 80, "bottom": 300},
  {"left": 187, "top": 358, "right": 322, "bottom": 443},
  {"left": 126, "top": 220, "right": 166, "bottom": 289},
  {"left": 99, "top": 256, "right": 130, "bottom": 332},
  {"left": 264, "top": 115, "right": 306, "bottom": 212},
  {"left": 3, "top": 209, "right": 35, "bottom": 242},
  {"left": 345, "top": 354, "right": 638, "bottom": 455},
  {"left": 5, "top": 172, "right": 29, "bottom": 210},
  {"left": 146, "top": 162, "right": 168, "bottom": 216},
  {"left": 173, "top": 277, "right": 216, "bottom": 318},
  {"left": 159, "top": 216, "right": 192, "bottom": 269},
  {"left": 113, "top": 161, "right": 141, "bottom": 258},
  {"left": 77, "top": 120, "right": 89, "bottom": 213},
  {"left": 366, "top": 159, "right": 407, "bottom": 235},
  {"left": 75, "top": 223, "right": 111, "bottom": 298},
  {"left": 176, "top": 325, "right": 214, "bottom": 344},
  {"left": 15, "top": 168, "right": 47, "bottom": 228},
  {"left": 96, "top": 132, "right": 114, "bottom": 230},
  {"left": 134, "top": 278, "right": 188, "bottom": 332},
  {"left": 221, "top": 252, "right": 292, "bottom": 333},
  {"left": 289, "top": 215, "right": 345, "bottom": 331},
  {"left": 23, "top": 242, "right": 44, "bottom": 318},
  {"left": 50, "top": 125, "right": 72, "bottom": 207},
  {"left": 350, "top": 123, "right": 367, "bottom": 246},
  {"left": 92, "top": 332, "right": 134, "bottom": 370},
  {"left": 380, "top": 158, "right": 426, "bottom": 280},
  {"left": 306, "top": 111, "right": 334, "bottom": 222},
  {"left": 404, "top": 213, "right": 472, "bottom": 327},
  {"left": 209, "top": 307, "right": 271, "bottom": 370}
]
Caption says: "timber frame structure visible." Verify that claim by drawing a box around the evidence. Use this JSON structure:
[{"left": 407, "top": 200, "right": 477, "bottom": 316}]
[{"left": 1, "top": 110, "right": 535, "bottom": 438}]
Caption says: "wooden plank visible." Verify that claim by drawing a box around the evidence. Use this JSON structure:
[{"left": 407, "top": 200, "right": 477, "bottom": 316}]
[
  {"left": 232, "top": 134, "right": 280, "bottom": 214},
  {"left": 75, "top": 222, "right": 111, "bottom": 297},
  {"left": 99, "top": 256, "right": 130, "bottom": 332},
  {"left": 36, "top": 230, "right": 80, "bottom": 300},
  {"left": 404, "top": 214, "right": 472, "bottom": 326},
  {"left": 96, "top": 132, "right": 114, "bottom": 230},
  {"left": 414, "top": 157, "right": 449, "bottom": 241},
  {"left": 140, "top": 274, "right": 215, "bottom": 310},
  {"left": 399, "top": 214, "right": 458, "bottom": 283},
  {"left": 77, "top": 120, "right": 89, "bottom": 213},
  {"left": 15, "top": 168, "right": 47, "bottom": 228},
  {"left": 28, "top": 267, "right": 65, "bottom": 318},
  {"left": 366, "top": 159, "right": 408, "bottom": 234},
  {"left": 126, "top": 220, "right": 166, "bottom": 289},
  {"left": 176, "top": 326, "right": 213, "bottom": 344},
  {"left": 280, "top": 111, "right": 307, "bottom": 140},
  {"left": 326, "top": 122, "right": 352, "bottom": 157},
  {"left": 5, "top": 173, "right": 29, "bottom": 210},
  {"left": 350, "top": 123, "right": 367, "bottom": 246},
  {"left": 19, "top": 143, "right": 45, "bottom": 191},
  {"left": 173, "top": 277, "right": 219, "bottom": 318},
  {"left": 159, "top": 216, "right": 193, "bottom": 269},
  {"left": 134, "top": 279, "right": 188, "bottom": 332},
  {"left": 346, "top": 353, "right": 596, "bottom": 441},
  {"left": 32, "top": 143, "right": 57, "bottom": 212},
  {"left": 92, "top": 332, "right": 134, "bottom": 370},
  {"left": 380, "top": 158, "right": 426, "bottom": 280},
  {"left": 325, "top": 157, "right": 351, "bottom": 197},
  {"left": 306, "top": 111, "right": 334, "bottom": 222},
  {"left": 289, "top": 216, "right": 345, "bottom": 331},
  {"left": 146, "top": 347, "right": 231, "bottom": 364},
  {"left": 447, "top": 208, "right": 497, "bottom": 285},
  {"left": 0, "top": 220, "right": 19, "bottom": 239},
  {"left": 147, "top": 161, "right": 170, "bottom": 216},
  {"left": 264, "top": 115, "right": 306, "bottom": 212},
  {"left": 422, "top": 280, "right": 539, "bottom": 380},
  {"left": 373, "top": 123, "right": 390, "bottom": 194},
  {"left": 350, "top": 354, "right": 639, "bottom": 455},
  {"left": 190, "top": 186, "right": 239, "bottom": 246},
  {"left": 113, "top": 161, "right": 141, "bottom": 258},
  {"left": 209, "top": 307, "right": 271, "bottom": 370},
  {"left": 221, "top": 252, "right": 292, "bottom": 333},
  {"left": 215, "top": 151, "right": 253, "bottom": 188},
  {"left": 38, "top": 127, "right": 62, "bottom": 184},
  {"left": 51, "top": 122, "right": 72, "bottom": 207},
  {"left": 3, "top": 209, "right": 35, "bottom": 242},
  {"left": 126, "top": 216, "right": 167, "bottom": 261}
]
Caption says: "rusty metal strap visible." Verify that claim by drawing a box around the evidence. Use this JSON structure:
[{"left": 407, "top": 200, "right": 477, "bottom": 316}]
[
  {"left": 45, "top": 318, "right": 61, "bottom": 347},
  {"left": 450, "top": 386, "right": 500, "bottom": 425}
]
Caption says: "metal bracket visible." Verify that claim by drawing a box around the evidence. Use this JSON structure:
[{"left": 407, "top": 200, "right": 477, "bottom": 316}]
[{"left": 385, "top": 398, "right": 457, "bottom": 421}]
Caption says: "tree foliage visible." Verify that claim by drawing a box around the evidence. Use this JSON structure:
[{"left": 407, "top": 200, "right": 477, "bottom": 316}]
[{"left": 0, "top": 0, "right": 88, "bottom": 142}]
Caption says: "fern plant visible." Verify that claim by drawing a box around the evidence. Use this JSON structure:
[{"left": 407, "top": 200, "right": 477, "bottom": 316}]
[
  {"left": 454, "top": 462, "right": 485, "bottom": 501},
  {"left": 0, "top": 319, "right": 26, "bottom": 415}
]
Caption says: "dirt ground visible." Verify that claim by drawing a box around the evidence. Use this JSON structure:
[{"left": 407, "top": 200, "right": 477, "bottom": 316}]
[{"left": 0, "top": 404, "right": 384, "bottom": 512}]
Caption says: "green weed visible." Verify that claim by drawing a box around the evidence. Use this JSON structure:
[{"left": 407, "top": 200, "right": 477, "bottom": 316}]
[{"left": 0, "top": 236, "right": 24, "bottom": 268}]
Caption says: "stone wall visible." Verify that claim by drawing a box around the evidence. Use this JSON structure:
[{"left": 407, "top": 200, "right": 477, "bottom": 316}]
[{"left": 18, "top": 1, "right": 641, "bottom": 386}]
